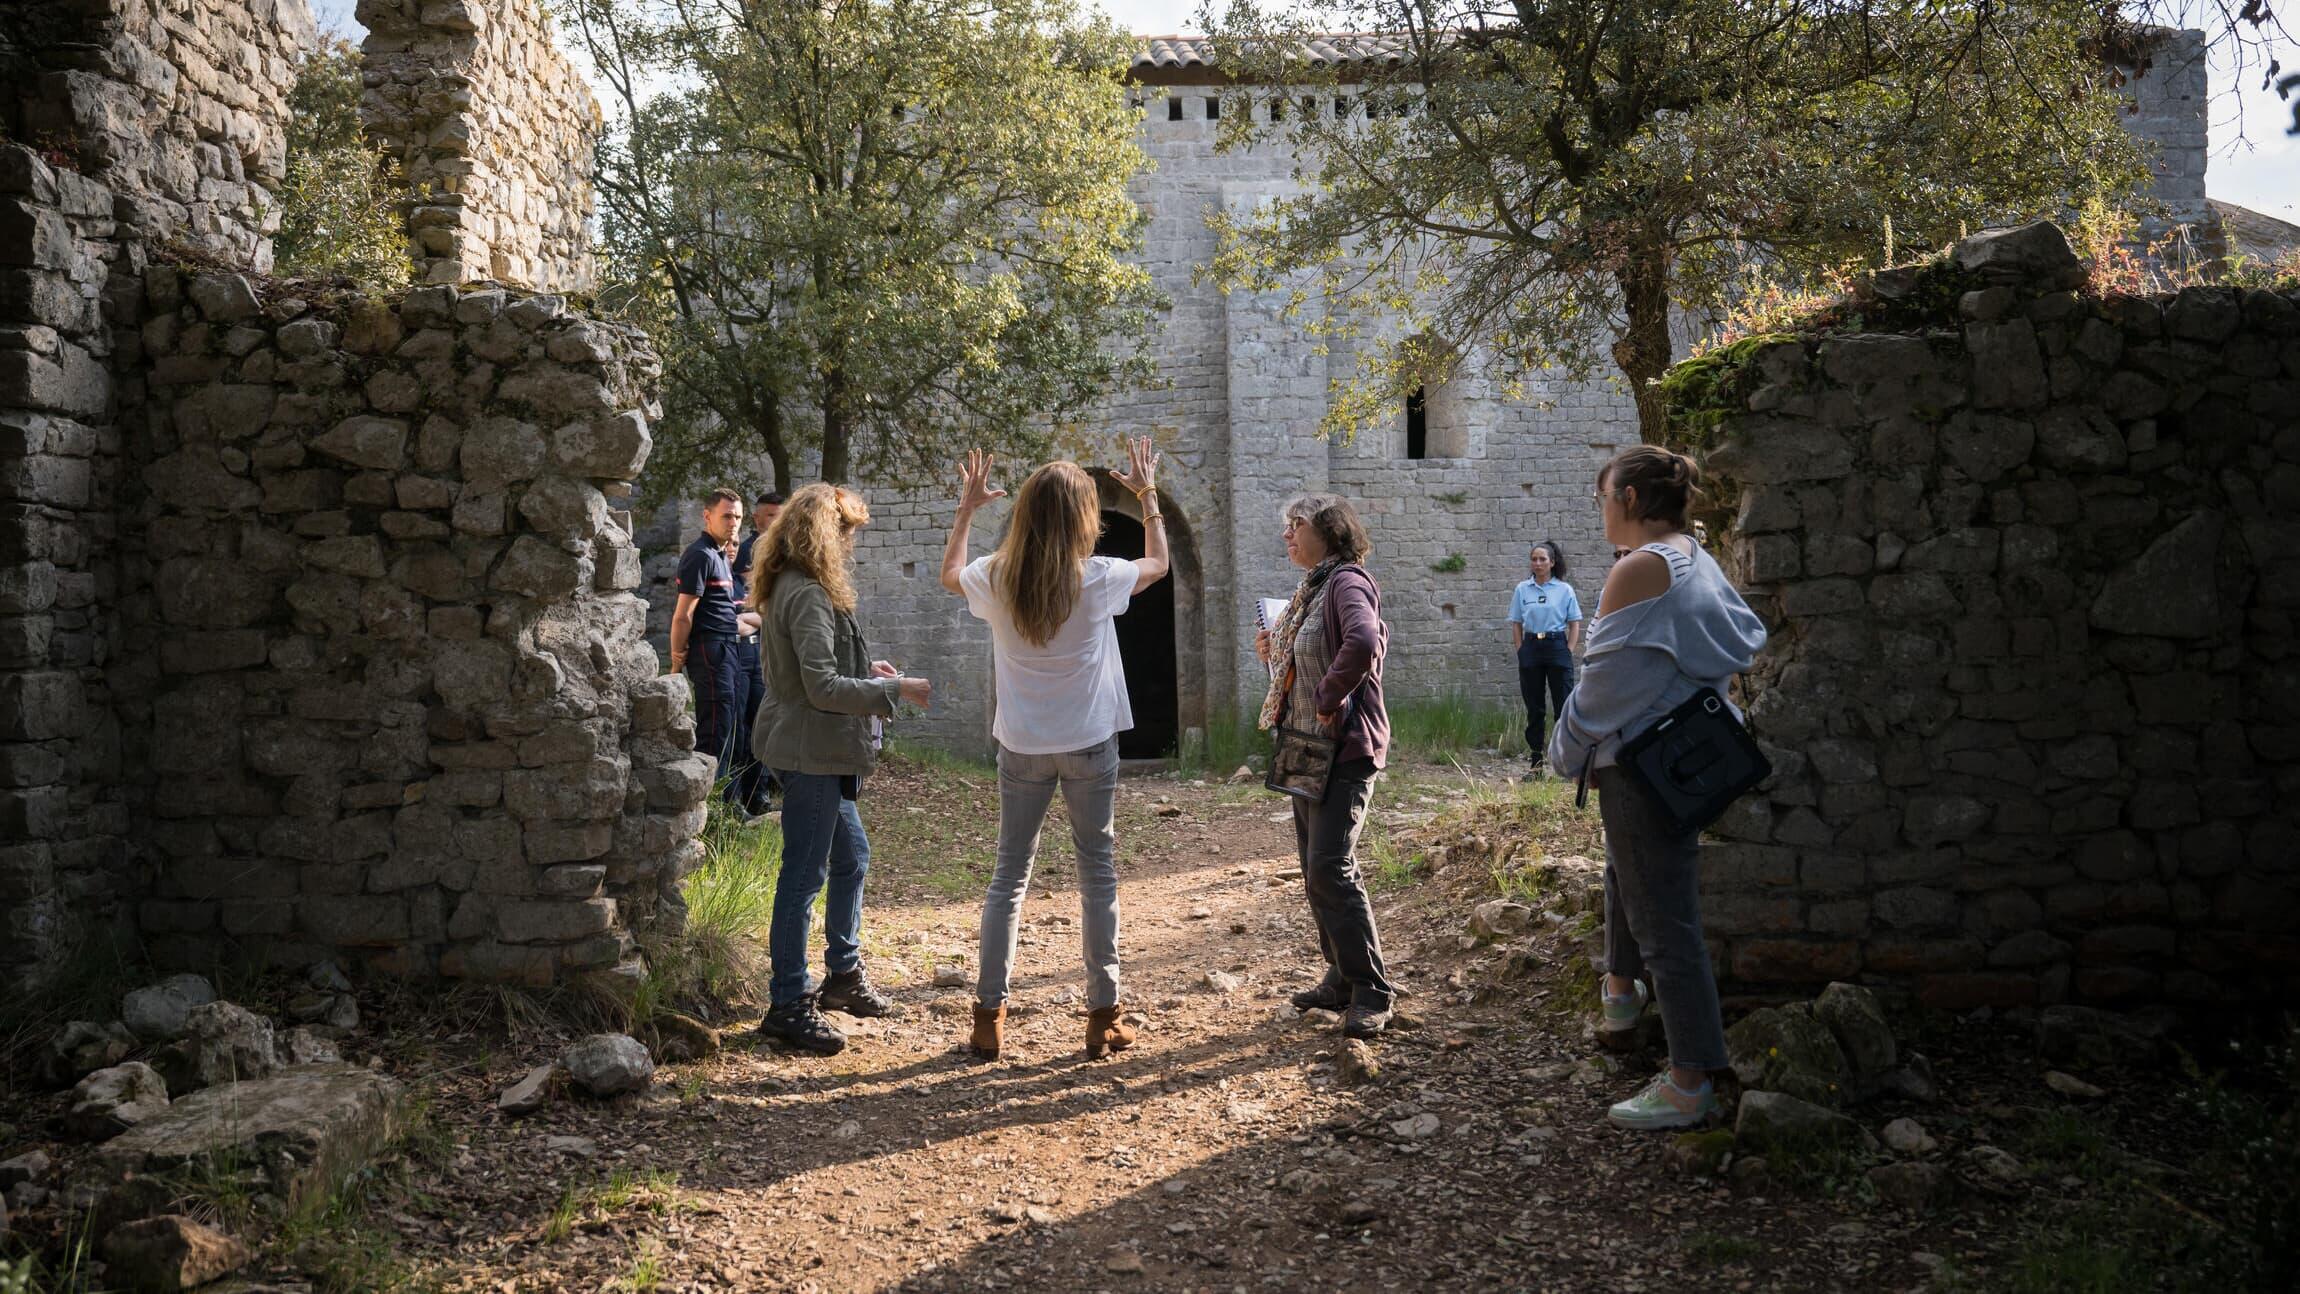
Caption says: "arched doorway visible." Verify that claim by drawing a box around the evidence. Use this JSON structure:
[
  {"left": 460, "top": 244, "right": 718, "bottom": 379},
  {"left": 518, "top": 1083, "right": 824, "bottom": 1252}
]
[{"left": 1094, "top": 511, "right": 1177, "bottom": 758}]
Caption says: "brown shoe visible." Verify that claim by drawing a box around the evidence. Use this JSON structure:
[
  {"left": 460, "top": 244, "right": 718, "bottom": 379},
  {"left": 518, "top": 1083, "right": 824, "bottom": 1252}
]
[
  {"left": 1085, "top": 1006, "right": 1136, "bottom": 1060},
  {"left": 969, "top": 1005, "right": 1005, "bottom": 1059}
]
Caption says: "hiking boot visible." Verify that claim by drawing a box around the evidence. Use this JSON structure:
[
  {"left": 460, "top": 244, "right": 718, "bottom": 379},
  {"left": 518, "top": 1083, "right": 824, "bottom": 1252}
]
[
  {"left": 1598, "top": 979, "right": 1649, "bottom": 1050},
  {"left": 969, "top": 1005, "right": 1005, "bottom": 1060},
  {"left": 817, "top": 967, "right": 900, "bottom": 1018},
  {"left": 1085, "top": 1006, "right": 1136, "bottom": 1060},
  {"left": 1289, "top": 978, "right": 1349, "bottom": 1012},
  {"left": 1606, "top": 1072, "right": 1719, "bottom": 1131},
  {"left": 1341, "top": 1002, "right": 1393, "bottom": 1039},
  {"left": 756, "top": 997, "right": 846, "bottom": 1056}
]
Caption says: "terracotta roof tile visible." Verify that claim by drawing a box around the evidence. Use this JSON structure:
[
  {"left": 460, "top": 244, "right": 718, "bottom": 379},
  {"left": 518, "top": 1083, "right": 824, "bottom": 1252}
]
[{"left": 1131, "top": 33, "right": 1416, "bottom": 74}]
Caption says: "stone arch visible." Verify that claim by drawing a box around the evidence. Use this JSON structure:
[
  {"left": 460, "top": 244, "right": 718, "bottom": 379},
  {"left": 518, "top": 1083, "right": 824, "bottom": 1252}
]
[{"left": 1090, "top": 470, "right": 1205, "bottom": 758}]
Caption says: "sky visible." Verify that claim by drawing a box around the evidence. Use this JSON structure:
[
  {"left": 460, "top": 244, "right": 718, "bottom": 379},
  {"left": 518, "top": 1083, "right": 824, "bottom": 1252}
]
[{"left": 313, "top": 0, "right": 2294, "bottom": 220}]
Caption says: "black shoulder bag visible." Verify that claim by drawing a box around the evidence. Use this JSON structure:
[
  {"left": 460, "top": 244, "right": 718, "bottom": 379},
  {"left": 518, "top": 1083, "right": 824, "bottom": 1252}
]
[
  {"left": 1574, "top": 688, "right": 1771, "bottom": 834},
  {"left": 1264, "top": 692, "right": 1355, "bottom": 803}
]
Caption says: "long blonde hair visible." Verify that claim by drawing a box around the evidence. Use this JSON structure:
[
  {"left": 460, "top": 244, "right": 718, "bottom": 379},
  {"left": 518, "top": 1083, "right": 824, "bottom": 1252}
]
[
  {"left": 991, "top": 461, "right": 1101, "bottom": 647},
  {"left": 748, "top": 483, "right": 868, "bottom": 614}
]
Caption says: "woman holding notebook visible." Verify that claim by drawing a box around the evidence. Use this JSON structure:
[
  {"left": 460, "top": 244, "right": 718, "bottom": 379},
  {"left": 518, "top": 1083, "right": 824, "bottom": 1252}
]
[
  {"left": 1254, "top": 493, "right": 1395, "bottom": 1040},
  {"left": 940, "top": 439, "right": 1168, "bottom": 1060}
]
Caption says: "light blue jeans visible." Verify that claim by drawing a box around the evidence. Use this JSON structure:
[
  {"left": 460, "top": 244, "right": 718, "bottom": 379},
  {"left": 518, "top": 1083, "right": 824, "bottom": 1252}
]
[{"left": 976, "top": 738, "right": 1122, "bottom": 1010}]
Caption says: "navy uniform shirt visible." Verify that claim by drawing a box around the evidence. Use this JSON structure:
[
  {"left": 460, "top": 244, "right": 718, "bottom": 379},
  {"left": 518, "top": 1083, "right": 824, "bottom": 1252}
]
[
  {"left": 676, "top": 533, "right": 742, "bottom": 639},
  {"left": 732, "top": 532, "right": 758, "bottom": 608},
  {"left": 1508, "top": 576, "right": 1583, "bottom": 637}
]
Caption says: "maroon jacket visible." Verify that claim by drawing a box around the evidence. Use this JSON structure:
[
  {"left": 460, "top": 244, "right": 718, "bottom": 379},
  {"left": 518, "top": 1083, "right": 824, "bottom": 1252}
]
[{"left": 1313, "top": 564, "right": 1390, "bottom": 769}]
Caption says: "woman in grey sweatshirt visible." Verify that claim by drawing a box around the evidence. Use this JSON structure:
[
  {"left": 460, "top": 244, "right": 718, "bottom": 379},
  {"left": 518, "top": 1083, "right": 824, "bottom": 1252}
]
[{"left": 1548, "top": 446, "right": 1767, "bottom": 1131}]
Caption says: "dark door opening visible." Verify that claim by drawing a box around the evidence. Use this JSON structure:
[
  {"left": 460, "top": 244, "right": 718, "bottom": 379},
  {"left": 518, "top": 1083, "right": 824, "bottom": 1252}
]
[{"left": 1095, "top": 512, "right": 1177, "bottom": 758}]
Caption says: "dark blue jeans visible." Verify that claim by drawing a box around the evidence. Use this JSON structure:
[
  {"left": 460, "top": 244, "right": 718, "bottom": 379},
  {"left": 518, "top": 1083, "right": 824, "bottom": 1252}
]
[
  {"left": 769, "top": 770, "right": 870, "bottom": 1008},
  {"left": 1517, "top": 639, "right": 1574, "bottom": 759},
  {"left": 685, "top": 636, "right": 742, "bottom": 779},
  {"left": 726, "top": 639, "right": 771, "bottom": 810}
]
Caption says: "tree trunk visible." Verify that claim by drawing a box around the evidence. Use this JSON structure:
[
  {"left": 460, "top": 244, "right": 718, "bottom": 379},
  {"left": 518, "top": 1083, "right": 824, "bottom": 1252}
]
[
  {"left": 819, "top": 363, "right": 850, "bottom": 484},
  {"left": 754, "top": 394, "right": 791, "bottom": 495},
  {"left": 1611, "top": 254, "right": 1675, "bottom": 444}
]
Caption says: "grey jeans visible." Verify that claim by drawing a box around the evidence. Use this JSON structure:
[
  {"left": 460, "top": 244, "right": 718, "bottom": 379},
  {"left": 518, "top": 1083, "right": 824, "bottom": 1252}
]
[
  {"left": 1293, "top": 757, "right": 1394, "bottom": 1010},
  {"left": 976, "top": 737, "right": 1122, "bottom": 1010},
  {"left": 1596, "top": 766, "right": 1730, "bottom": 1071}
]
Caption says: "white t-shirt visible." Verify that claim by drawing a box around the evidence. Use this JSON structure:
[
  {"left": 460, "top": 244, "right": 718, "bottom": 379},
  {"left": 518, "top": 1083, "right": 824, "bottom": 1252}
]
[{"left": 959, "top": 554, "right": 1138, "bottom": 755}]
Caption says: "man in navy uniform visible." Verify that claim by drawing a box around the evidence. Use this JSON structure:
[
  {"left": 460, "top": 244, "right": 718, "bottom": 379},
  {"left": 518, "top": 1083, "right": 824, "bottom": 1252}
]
[
  {"left": 726, "top": 490, "right": 785, "bottom": 817},
  {"left": 669, "top": 489, "right": 749, "bottom": 800}
]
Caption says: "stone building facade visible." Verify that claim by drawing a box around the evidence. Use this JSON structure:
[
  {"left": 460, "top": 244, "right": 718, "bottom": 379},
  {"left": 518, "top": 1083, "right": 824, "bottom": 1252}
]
[
  {"left": 2, "top": 0, "right": 701, "bottom": 996},
  {"left": 648, "top": 31, "right": 2218, "bottom": 763},
  {"left": 1691, "top": 223, "right": 2299, "bottom": 1007}
]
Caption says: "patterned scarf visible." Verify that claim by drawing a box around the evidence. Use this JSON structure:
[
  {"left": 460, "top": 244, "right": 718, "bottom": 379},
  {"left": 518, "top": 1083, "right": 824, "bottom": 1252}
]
[{"left": 1258, "top": 555, "right": 1342, "bottom": 731}]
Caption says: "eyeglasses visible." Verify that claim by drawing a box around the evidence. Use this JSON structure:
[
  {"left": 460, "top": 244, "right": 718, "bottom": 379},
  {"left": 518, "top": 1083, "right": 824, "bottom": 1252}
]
[
  {"left": 1282, "top": 518, "right": 1303, "bottom": 533},
  {"left": 1591, "top": 487, "right": 1627, "bottom": 506}
]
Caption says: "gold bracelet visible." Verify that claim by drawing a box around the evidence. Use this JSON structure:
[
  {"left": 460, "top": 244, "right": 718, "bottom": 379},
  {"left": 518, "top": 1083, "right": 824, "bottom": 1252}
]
[
  {"left": 1133, "top": 485, "right": 1156, "bottom": 501},
  {"left": 1143, "top": 510, "right": 1164, "bottom": 523}
]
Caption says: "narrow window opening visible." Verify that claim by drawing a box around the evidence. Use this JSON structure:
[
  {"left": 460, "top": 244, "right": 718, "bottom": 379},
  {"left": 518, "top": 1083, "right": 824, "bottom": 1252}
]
[
  {"left": 1300, "top": 96, "right": 1316, "bottom": 119},
  {"left": 1168, "top": 97, "right": 1183, "bottom": 122},
  {"left": 1269, "top": 97, "right": 1284, "bottom": 122},
  {"left": 1334, "top": 95, "right": 1350, "bottom": 119},
  {"left": 901, "top": 561, "right": 917, "bottom": 579},
  {"left": 1405, "top": 387, "right": 1428, "bottom": 460},
  {"left": 1440, "top": 603, "right": 1457, "bottom": 620},
  {"left": 1206, "top": 96, "right": 1219, "bottom": 120}
]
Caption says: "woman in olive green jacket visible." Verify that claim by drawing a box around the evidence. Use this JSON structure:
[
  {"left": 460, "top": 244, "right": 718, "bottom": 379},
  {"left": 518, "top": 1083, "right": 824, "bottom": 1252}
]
[{"left": 745, "top": 483, "right": 931, "bottom": 1055}]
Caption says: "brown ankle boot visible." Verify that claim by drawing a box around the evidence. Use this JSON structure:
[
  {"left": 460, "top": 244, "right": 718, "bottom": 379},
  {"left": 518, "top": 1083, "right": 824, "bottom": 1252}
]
[
  {"left": 1085, "top": 1006, "right": 1135, "bottom": 1059},
  {"left": 969, "top": 1005, "right": 1005, "bottom": 1059}
]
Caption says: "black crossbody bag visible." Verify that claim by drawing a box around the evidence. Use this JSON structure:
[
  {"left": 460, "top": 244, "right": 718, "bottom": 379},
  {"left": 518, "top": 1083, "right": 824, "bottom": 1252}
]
[
  {"left": 1265, "top": 691, "right": 1357, "bottom": 803},
  {"left": 1574, "top": 688, "right": 1770, "bottom": 833}
]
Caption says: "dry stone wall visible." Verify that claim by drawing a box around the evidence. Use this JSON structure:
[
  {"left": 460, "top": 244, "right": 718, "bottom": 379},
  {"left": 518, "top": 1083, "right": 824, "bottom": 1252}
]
[
  {"left": 0, "top": 0, "right": 311, "bottom": 270},
  {"left": 357, "top": 0, "right": 600, "bottom": 291},
  {"left": 116, "top": 271, "right": 708, "bottom": 988},
  {"left": 1693, "top": 223, "right": 2300, "bottom": 1008}
]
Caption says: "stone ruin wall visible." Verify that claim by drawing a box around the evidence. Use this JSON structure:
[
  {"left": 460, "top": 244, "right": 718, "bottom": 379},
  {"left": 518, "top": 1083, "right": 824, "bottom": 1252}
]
[
  {"left": 122, "top": 271, "right": 707, "bottom": 989},
  {"left": 356, "top": 0, "right": 600, "bottom": 291},
  {"left": 1695, "top": 226, "right": 2300, "bottom": 1010},
  {"left": 3, "top": 0, "right": 705, "bottom": 996},
  {"left": 1, "top": 0, "right": 312, "bottom": 269}
]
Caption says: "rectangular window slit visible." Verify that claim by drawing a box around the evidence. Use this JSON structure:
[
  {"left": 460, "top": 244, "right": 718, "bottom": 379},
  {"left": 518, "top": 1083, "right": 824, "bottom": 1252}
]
[
  {"left": 901, "top": 562, "right": 917, "bottom": 579},
  {"left": 1206, "top": 96, "right": 1219, "bottom": 120},
  {"left": 1168, "top": 97, "right": 1183, "bottom": 121},
  {"left": 1406, "top": 387, "right": 1427, "bottom": 460}
]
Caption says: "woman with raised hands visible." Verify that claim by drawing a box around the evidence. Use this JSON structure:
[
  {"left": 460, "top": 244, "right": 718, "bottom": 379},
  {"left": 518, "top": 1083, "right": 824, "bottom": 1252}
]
[{"left": 940, "top": 438, "right": 1168, "bottom": 1060}]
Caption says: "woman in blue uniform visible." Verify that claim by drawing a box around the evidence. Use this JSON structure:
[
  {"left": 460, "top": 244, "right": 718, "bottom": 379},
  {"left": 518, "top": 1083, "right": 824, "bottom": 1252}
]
[{"left": 1508, "top": 541, "right": 1582, "bottom": 773}]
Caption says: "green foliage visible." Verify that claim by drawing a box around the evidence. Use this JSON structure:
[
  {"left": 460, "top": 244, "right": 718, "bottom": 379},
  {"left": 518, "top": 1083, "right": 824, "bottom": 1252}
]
[
  {"left": 1386, "top": 690, "right": 1519, "bottom": 761},
  {"left": 1429, "top": 552, "right": 1467, "bottom": 573},
  {"left": 1433, "top": 490, "right": 1469, "bottom": 505},
  {"left": 569, "top": 0, "right": 1165, "bottom": 498},
  {"left": 1202, "top": 1, "right": 2150, "bottom": 441},
  {"left": 1169, "top": 704, "right": 1265, "bottom": 777},
  {"left": 272, "top": 41, "right": 412, "bottom": 288},
  {"left": 635, "top": 797, "right": 782, "bottom": 1017},
  {"left": 1656, "top": 332, "right": 1796, "bottom": 453}
]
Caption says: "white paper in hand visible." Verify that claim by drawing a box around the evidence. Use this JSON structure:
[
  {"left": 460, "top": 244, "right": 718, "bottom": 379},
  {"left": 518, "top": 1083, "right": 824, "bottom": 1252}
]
[{"left": 1255, "top": 597, "right": 1290, "bottom": 680}]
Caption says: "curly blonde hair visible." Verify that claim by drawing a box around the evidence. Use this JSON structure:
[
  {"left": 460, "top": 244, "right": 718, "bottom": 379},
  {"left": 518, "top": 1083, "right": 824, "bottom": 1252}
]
[
  {"left": 990, "top": 461, "right": 1101, "bottom": 647},
  {"left": 748, "top": 483, "right": 868, "bottom": 615}
]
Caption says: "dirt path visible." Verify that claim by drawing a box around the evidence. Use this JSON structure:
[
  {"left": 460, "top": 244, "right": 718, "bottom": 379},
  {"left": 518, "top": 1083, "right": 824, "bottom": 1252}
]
[{"left": 367, "top": 757, "right": 1973, "bottom": 1294}]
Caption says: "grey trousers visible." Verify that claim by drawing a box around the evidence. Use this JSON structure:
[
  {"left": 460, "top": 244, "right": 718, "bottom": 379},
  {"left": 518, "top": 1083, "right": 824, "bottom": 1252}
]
[
  {"left": 1596, "top": 765, "right": 1730, "bottom": 1071},
  {"left": 1292, "top": 757, "right": 1394, "bottom": 1010},
  {"left": 976, "top": 738, "right": 1122, "bottom": 1010}
]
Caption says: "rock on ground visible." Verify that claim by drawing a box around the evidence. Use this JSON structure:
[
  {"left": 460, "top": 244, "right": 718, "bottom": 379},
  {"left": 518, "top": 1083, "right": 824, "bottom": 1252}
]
[
  {"left": 1813, "top": 982, "right": 1897, "bottom": 1081},
  {"left": 1868, "top": 1161, "right": 1951, "bottom": 1210},
  {"left": 94, "top": 1064, "right": 406, "bottom": 1218},
  {"left": 1726, "top": 1003, "right": 1850, "bottom": 1107},
  {"left": 68, "top": 1062, "right": 170, "bottom": 1140},
  {"left": 154, "top": 1002, "right": 278, "bottom": 1093},
  {"left": 1468, "top": 899, "right": 1534, "bottom": 940},
  {"left": 643, "top": 1011, "right": 721, "bottom": 1063},
  {"left": 1733, "top": 1090, "right": 1864, "bottom": 1155},
  {"left": 119, "top": 974, "right": 218, "bottom": 1044},
  {"left": 562, "top": 1034, "right": 654, "bottom": 1097},
  {"left": 41, "top": 1020, "right": 138, "bottom": 1087},
  {"left": 101, "top": 1214, "right": 251, "bottom": 1293},
  {"left": 498, "top": 1063, "right": 556, "bottom": 1116}
]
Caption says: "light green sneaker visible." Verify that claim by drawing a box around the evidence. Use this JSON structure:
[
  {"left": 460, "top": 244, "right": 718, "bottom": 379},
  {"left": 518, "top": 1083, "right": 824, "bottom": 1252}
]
[
  {"left": 1606, "top": 1072, "right": 1719, "bottom": 1131},
  {"left": 1599, "top": 979, "right": 1648, "bottom": 1035}
]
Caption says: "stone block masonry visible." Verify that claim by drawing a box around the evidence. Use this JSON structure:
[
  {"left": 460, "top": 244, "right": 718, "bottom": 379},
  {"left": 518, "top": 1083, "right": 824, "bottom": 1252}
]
[
  {"left": 1692, "top": 223, "right": 2300, "bottom": 1008},
  {"left": 357, "top": 0, "right": 600, "bottom": 291},
  {"left": 109, "top": 269, "right": 707, "bottom": 988},
  {"left": 0, "top": 0, "right": 313, "bottom": 270}
]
